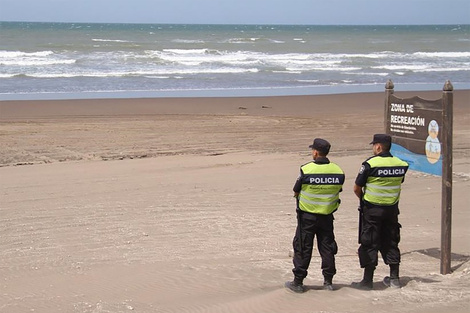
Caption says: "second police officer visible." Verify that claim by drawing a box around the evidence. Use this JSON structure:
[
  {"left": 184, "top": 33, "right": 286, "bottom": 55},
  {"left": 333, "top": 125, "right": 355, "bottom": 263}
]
[{"left": 352, "top": 134, "right": 409, "bottom": 289}]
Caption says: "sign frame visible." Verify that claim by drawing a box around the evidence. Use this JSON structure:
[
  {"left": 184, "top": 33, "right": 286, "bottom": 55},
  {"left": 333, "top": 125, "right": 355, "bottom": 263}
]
[{"left": 384, "top": 80, "right": 453, "bottom": 274}]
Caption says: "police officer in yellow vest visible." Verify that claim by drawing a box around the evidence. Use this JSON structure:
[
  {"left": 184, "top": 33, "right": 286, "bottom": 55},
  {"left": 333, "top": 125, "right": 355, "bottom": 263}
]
[
  {"left": 285, "top": 138, "right": 345, "bottom": 293},
  {"left": 352, "top": 134, "right": 408, "bottom": 290}
]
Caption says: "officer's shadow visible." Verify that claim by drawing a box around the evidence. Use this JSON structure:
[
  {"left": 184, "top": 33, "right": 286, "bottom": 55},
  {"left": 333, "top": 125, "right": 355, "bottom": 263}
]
[
  {"left": 303, "top": 248, "right": 470, "bottom": 291},
  {"left": 303, "top": 275, "right": 437, "bottom": 291},
  {"left": 403, "top": 247, "right": 470, "bottom": 272}
]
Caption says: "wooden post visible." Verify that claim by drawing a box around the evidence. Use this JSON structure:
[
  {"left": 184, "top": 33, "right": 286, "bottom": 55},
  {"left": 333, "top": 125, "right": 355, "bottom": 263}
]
[
  {"left": 384, "top": 80, "right": 394, "bottom": 132},
  {"left": 440, "top": 80, "right": 453, "bottom": 274}
]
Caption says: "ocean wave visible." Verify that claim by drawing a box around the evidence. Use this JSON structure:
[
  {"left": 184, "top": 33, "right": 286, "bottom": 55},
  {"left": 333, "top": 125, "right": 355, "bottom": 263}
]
[
  {"left": 373, "top": 64, "right": 470, "bottom": 72},
  {"left": 0, "top": 73, "right": 20, "bottom": 78},
  {"left": 330, "top": 51, "right": 470, "bottom": 60},
  {"left": 413, "top": 51, "right": 470, "bottom": 58},
  {"left": 347, "top": 72, "right": 390, "bottom": 76},
  {"left": 172, "top": 39, "right": 206, "bottom": 44},
  {"left": 372, "top": 65, "right": 429, "bottom": 71},
  {"left": 0, "top": 50, "right": 76, "bottom": 67},
  {"left": 148, "top": 50, "right": 348, "bottom": 67},
  {"left": 155, "top": 50, "right": 258, "bottom": 65},
  {"left": 12, "top": 67, "right": 260, "bottom": 78},
  {"left": 413, "top": 67, "right": 470, "bottom": 72},
  {"left": 334, "top": 52, "right": 397, "bottom": 59},
  {"left": 223, "top": 37, "right": 263, "bottom": 44},
  {"left": 297, "top": 79, "right": 320, "bottom": 83},
  {"left": 273, "top": 70, "right": 302, "bottom": 74},
  {"left": 162, "top": 48, "right": 210, "bottom": 55},
  {"left": 0, "top": 59, "right": 76, "bottom": 66},
  {"left": 140, "top": 50, "right": 372, "bottom": 69},
  {"left": 286, "top": 66, "right": 362, "bottom": 72},
  {"left": 92, "top": 38, "right": 132, "bottom": 43},
  {"left": 0, "top": 50, "right": 54, "bottom": 58}
]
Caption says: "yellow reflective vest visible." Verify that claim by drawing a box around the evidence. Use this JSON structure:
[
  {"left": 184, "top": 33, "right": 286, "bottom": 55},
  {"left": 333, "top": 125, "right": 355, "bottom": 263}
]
[
  {"left": 363, "top": 156, "right": 409, "bottom": 206},
  {"left": 298, "top": 162, "right": 345, "bottom": 215}
]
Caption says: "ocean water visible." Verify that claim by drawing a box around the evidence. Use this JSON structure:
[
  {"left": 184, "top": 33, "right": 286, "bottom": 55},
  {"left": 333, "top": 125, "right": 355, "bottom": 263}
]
[{"left": 0, "top": 22, "right": 469, "bottom": 100}]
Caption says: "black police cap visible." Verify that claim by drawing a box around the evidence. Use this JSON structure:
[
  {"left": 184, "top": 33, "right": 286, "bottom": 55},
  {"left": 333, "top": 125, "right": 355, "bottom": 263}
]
[
  {"left": 370, "top": 134, "right": 392, "bottom": 145},
  {"left": 309, "top": 138, "right": 331, "bottom": 154}
]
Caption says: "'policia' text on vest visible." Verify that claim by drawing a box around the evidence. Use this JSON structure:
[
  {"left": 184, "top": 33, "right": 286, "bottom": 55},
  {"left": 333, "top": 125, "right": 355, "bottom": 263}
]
[
  {"left": 377, "top": 168, "right": 406, "bottom": 176},
  {"left": 309, "top": 177, "right": 341, "bottom": 184}
]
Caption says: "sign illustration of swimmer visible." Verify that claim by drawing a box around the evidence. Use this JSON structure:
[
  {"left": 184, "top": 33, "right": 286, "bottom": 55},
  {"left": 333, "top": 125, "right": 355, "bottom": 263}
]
[{"left": 425, "top": 120, "right": 441, "bottom": 164}]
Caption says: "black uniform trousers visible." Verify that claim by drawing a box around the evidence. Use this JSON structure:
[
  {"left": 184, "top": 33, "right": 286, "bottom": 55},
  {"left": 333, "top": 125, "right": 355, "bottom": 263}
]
[
  {"left": 292, "top": 210, "right": 338, "bottom": 282},
  {"left": 358, "top": 205, "right": 401, "bottom": 268}
]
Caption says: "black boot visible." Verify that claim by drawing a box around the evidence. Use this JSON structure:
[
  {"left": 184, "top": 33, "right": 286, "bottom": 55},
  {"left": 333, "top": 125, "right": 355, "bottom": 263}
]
[
  {"left": 351, "top": 266, "right": 375, "bottom": 290},
  {"left": 323, "top": 275, "right": 334, "bottom": 291},
  {"left": 285, "top": 278, "right": 305, "bottom": 293},
  {"left": 383, "top": 264, "right": 401, "bottom": 288}
]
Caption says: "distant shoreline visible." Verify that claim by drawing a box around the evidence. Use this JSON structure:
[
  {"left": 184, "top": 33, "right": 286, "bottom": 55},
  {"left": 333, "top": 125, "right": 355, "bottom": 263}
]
[{"left": 2, "top": 83, "right": 469, "bottom": 101}]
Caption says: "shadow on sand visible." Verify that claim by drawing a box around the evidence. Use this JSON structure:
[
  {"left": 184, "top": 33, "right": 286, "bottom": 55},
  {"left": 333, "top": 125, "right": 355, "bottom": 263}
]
[{"left": 403, "top": 247, "right": 470, "bottom": 272}]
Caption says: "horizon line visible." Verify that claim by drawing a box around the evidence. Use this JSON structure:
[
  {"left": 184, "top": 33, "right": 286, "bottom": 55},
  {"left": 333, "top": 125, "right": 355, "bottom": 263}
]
[{"left": 1, "top": 20, "right": 469, "bottom": 27}]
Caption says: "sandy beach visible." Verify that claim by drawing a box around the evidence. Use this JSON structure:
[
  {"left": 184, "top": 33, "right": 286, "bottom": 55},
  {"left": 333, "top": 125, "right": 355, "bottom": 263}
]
[{"left": 0, "top": 90, "right": 469, "bottom": 313}]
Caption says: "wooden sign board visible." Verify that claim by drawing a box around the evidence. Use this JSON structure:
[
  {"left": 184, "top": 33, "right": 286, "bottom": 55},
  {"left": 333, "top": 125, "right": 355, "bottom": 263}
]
[{"left": 386, "top": 95, "right": 443, "bottom": 176}]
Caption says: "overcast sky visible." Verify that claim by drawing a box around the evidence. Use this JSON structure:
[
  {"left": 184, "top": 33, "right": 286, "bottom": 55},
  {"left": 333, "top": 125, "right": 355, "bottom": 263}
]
[{"left": 0, "top": 0, "right": 469, "bottom": 25}]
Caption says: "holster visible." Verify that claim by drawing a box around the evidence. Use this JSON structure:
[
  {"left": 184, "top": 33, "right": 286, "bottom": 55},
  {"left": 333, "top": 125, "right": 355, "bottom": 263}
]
[{"left": 358, "top": 200, "right": 364, "bottom": 244}]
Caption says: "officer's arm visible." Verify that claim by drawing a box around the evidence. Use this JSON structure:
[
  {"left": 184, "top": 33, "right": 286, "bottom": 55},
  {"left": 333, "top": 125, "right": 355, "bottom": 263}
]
[
  {"left": 354, "top": 162, "right": 369, "bottom": 200},
  {"left": 293, "top": 170, "right": 302, "bottom": 197},
  {"left": 353, "top": 184, "right": 363, "bottom": 199}
]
